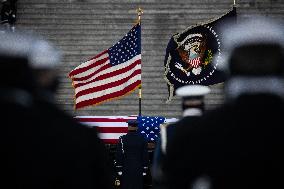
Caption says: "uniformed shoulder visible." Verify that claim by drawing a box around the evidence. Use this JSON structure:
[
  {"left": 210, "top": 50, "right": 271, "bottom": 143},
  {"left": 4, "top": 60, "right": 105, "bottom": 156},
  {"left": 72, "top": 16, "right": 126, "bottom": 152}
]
[
  {"left": 137, "top": 133, "right": 147, "bottom": 141},
  {"left": 168, "top": 116, "right": 202, "bottom": 142},
  {"left": 159, "top": 122, "right": 176, "bottom": 154},
  {"left": 169, "top": 116, "right": 198, "bottom": 129},
  {"left": 119, "top": 134, "right": 126, "bottom": 140},
  {"left": 160, "top": 122, "right": 171, "bottom": 129}
]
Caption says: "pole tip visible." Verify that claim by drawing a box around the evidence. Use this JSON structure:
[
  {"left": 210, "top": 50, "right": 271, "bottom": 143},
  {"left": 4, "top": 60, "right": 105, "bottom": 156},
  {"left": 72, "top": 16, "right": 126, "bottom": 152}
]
[
  {"left": 135, "top": 7, "right": 143, "bottom": 24},
  {"left": 136, "top": 7, "right": 144, "bottom": 16}
]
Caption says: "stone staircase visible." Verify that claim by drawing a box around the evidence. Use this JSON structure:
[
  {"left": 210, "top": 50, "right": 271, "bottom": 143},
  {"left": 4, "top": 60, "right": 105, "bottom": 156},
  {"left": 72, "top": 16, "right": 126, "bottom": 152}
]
[{"left": 10, "top": 0, "right": 284, "bottom": 118}]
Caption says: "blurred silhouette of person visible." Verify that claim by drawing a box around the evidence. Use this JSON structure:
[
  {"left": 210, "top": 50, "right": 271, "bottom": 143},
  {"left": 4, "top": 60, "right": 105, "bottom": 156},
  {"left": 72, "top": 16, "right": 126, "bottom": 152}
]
[
  {"left": 163, "top": 17, "right": 284, "bottom": 189},
  {"left": 115, "top": 119, "right": 149, "bottom": 189},
  {"left": 1, "top": 0, "right": 17, "bottom": 31},
  {"left": 0, "top": 30, "right": 113, "bottom": 189},
  {"left": 152, "top": 85, "right": 210, "bottom": 189}
]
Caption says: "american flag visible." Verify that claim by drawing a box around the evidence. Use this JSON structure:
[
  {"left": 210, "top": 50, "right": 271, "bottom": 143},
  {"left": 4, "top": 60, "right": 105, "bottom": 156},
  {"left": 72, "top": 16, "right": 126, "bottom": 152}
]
[
  {"left": 75, "top": 116, "right": 178, "bottom": 144},
  {"left": 69, "top": 23, "right": 141, "bottom": 109},
  {"left": 189, "top": 57, "right": 201, "bottom": 68}
]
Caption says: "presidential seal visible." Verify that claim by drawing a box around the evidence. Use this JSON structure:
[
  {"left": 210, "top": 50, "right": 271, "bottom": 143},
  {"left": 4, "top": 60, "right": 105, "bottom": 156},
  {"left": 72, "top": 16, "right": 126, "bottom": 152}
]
[{"left": 176, "top": 33, "right": 214, "bottom": 77}]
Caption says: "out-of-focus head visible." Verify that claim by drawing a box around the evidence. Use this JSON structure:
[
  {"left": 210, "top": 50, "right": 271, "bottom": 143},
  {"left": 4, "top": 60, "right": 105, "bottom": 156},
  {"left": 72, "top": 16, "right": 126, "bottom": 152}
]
[
  {"left": 0, "top": 31, "right": 34, "bottom": 91},
  {"left": 29, "top": 38, "right": 62, "bottom": 93},
  {"left": 0, "top": 30, "right": 61, "bottom": 68},
  {"left": 176, "top": 85, "right": 211, "bottom": 117},
  {"left": 216, "top": 17, "right": 284, "bottom": 99},
  {"left": 218, "top": 17, "right": 284, "bottom": 77},
  {"left": 0, "top": 30, "right": 62, "bottom": 93},
  {"left": 127, "top": 119, "right": 139, "bottom": 131}
]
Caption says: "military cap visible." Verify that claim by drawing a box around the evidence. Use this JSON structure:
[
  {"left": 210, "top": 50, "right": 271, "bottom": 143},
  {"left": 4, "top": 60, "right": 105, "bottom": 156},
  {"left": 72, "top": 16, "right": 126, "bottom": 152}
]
[
  {"left": 0, "top": 30, "right": 61, "bottom": 69},
  {"left": 176, "top": 85, "right": 210, "bottom": 97},
  {"left": 176, "top": 85, "right": 210, "bottom": 117},
  {"left": 127, "top": 119, "right": 139, "bottom": 127},
  {"left": 217, "top": 16, "right": 284, "bottom": 76}
]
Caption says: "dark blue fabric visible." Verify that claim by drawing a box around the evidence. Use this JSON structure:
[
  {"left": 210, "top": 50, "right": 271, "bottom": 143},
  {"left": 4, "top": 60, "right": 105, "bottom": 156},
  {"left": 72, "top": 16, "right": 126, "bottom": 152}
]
[
  {"left": 109, "top": 23, "right": 141, "bottom": 66},
  {"left": 137, "top": 116, "right": 166, "bottom": 142}
]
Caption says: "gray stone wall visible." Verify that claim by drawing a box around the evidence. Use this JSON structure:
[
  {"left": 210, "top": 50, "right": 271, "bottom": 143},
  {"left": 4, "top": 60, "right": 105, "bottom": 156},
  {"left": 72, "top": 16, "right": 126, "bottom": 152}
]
[{"left": 15, "top": 0, "right": 284, "bottom": 118}]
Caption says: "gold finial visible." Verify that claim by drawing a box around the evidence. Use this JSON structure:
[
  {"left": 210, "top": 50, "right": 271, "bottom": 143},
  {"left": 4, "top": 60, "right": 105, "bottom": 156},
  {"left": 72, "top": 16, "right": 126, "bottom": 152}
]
[{"left": 136, "top": 7, "right": 143, "bottom": 23}]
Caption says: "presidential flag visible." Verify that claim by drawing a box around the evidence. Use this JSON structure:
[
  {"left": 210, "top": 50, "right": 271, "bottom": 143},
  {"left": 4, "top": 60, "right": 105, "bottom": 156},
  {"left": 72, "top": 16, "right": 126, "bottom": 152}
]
[
  {"left": 164, "top": 7, "right": 237, "bottom": 102},
  {"left": 75, "top": 116, "right": 178, "bottom": 144},
  {"left": 69, "top": 23, "right": 141, "bottom": 109}
]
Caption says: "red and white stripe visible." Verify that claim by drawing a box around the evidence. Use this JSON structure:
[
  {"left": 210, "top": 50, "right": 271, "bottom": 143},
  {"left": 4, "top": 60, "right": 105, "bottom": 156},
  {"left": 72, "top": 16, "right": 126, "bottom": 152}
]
[
  {"left": 75, "top": 116, "right": 137, "bottom": 144},
  {"left": 189, "top": 57, "right": 201, "bottom": 68},
  {"left": 69, "top": 51, "right": 141, "bottom": 109}
]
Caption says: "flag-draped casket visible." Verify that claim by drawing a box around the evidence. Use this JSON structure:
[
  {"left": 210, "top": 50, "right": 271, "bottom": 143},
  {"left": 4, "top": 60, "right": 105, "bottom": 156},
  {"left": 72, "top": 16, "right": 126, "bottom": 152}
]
[{"left": 75, "top": 116, "right": 178, "bottom": 144}]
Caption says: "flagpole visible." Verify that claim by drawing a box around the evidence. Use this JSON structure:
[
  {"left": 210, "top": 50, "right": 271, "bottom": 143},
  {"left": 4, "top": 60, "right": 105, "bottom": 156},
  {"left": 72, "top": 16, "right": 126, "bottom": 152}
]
[{"left": 136, "top": 7, "right": 143, "bottom": 116}]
